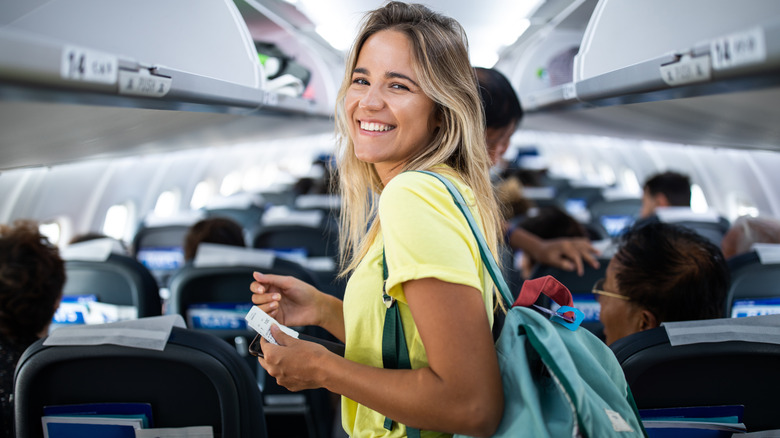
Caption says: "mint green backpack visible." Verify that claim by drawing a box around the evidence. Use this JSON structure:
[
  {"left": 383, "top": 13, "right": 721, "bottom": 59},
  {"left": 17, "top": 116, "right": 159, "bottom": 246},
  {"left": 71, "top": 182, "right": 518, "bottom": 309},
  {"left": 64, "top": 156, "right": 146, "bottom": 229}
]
[{"left": 382, "top": 171, "right": 646, "bottom": 438}]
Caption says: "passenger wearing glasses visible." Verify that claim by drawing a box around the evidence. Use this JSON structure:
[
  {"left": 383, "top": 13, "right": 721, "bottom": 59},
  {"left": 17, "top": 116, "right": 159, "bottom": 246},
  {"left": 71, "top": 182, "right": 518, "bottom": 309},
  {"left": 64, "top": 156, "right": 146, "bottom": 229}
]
[{"left": 594, "top": 222, "right": 729, "bottom": 345}]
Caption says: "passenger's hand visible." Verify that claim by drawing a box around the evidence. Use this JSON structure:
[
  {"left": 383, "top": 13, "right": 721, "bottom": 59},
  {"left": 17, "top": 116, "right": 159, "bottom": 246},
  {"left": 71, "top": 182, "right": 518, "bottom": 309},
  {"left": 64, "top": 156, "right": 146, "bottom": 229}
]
[
  {"left": 536, "top": 237, "right": 600, "bottom": 276},
  {"left": 258, "top": 325, "right": 331, "bottom": 392},
  {"left": 250, "top": 272, "right": 321, "bottom": 327}
]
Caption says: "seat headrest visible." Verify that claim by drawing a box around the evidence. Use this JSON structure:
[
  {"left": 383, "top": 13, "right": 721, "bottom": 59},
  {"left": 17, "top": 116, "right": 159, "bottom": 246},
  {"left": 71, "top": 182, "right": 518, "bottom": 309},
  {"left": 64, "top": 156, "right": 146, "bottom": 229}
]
[
  {"left": 261, "top": 206, "right": 323, "bottom": 227},
  {"left": 62, "top": 238, "right": 126, "bottom": 261},
  {"left": 753, "top": 243, "right": 780, "bottom": 264},
  {"left": 193, "top": 243, "right": 275, "bottom": 268},
  {"left": 655, "top": 207, "right": 721, "bottom": 223},
  {"left": 295, "top": 194, "right": 340, "bottom": 210},
  {"left": 205, "top": 192, "right": 265, "bottom": 209},
  {"left": 662, "top": 314, "right": 780, "bottom": 346},
  {"left": 43, "top": 315, "right": 186, "bottom": 351}
]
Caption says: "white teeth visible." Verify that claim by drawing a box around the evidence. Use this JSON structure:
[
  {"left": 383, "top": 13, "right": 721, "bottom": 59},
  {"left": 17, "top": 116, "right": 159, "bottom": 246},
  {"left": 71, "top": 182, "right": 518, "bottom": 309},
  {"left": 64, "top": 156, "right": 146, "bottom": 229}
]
[{"left": 361, "top": 121, "right": 392, "bottom": 132}]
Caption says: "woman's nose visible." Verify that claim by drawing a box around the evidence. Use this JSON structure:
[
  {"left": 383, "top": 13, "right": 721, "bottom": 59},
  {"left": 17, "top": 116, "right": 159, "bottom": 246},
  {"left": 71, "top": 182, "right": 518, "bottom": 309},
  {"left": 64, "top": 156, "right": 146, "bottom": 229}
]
[{"left": 359, "top": 86, "right": 384, "bottom": 110}]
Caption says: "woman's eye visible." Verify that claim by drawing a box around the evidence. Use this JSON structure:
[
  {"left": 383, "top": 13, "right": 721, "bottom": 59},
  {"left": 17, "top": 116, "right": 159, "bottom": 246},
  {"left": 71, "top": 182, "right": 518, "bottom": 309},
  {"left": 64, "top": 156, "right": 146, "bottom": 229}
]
[
  {"left": 390, "top": 83, "right": 410, "bottom": 91},
  {"left": 352, "top": 78, "right": 369, "bottom": 86}
]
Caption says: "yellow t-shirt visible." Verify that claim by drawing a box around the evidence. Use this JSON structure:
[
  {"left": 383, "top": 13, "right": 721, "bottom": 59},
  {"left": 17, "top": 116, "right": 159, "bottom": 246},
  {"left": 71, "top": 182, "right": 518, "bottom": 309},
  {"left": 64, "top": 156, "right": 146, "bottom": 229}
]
[{"left": 341, "top": 168, "right": 494, "bottom": 438}]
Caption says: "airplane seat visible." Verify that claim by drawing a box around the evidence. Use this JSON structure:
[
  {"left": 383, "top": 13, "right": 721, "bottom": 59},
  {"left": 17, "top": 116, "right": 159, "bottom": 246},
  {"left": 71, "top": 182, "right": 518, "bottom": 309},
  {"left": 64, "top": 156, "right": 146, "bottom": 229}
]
[
  {"left": 528, "top": 257, "right": 611, "bottom": 341},
  {"left": 63, "top": 252, "right": 162, "bottom": 319},
  {"left": 13, "top": 322, "right": 267, "bottom": 438},
  {"left": 166, "top": 244, "right": 336, "bottom": 438},
  {"left": 725, "top": 244, "right": 780, "bottom": 317},
  {"left": 587, "top": 197, "right": 641, "bottom": 239},
  {"left": 610, "top": 315, "right": 780, "bottom": 432},
  {"left": 252, "top": 221, "right": 339, "bottom": 259},
  {"left": 203, "top": 192, "right": 267, "bottom": 242},
  {"left": 555, "top": 185, "right": 605, "bottom": 224},
  {"left": 252, "top": 207, "right": 343, "bottom": 298},
  {"left": 648, "top": 207, "right": 730, "bottom": 247},
  {"left": 132, "top": 223, "right": 193, "bottom": 287}
]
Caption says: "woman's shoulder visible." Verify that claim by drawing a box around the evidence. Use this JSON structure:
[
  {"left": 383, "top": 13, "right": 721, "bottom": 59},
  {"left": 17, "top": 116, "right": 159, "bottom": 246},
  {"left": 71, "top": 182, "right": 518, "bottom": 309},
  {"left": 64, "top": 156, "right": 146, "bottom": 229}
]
[
  {"left": 381, "top": 170, "right": 448, "bottom": 204},
  {"left": 385, "top": 166, "right": 463, "bottom": 194}
]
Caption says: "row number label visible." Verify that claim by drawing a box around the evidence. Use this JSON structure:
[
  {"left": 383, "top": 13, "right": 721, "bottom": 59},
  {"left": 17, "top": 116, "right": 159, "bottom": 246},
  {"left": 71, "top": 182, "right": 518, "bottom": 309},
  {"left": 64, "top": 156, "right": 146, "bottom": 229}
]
[
  {"left": 711, "top": 27, "right": 766, "bottom": 70},
  {"left": 61, "top": 46, "right": 118, "bottom": 84}
]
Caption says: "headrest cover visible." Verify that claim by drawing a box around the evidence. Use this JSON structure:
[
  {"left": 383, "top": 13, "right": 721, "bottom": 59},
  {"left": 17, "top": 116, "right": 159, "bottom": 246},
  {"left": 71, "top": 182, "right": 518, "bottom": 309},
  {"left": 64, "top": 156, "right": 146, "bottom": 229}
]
[
  {"left": 663, "top": 314, "right": 780, "bottom": 346},
  {"left": 754, "top": 243, "right": 780, "bottom": 264},
  {"left": 61, "top": 238, "right": 125, "bottom": 261},
  {"left": 43, "top": 315, "right": 186, "bottom": 351},
  {"left": 194, "top": 243, "right": 275, "bottom": 268}
]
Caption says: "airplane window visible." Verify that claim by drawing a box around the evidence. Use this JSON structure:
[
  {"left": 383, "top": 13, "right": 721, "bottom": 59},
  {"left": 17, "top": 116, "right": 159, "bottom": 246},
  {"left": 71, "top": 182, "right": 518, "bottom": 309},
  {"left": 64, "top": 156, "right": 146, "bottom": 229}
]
[
  {"left": 191, "top": 181, "right": 215, "bottom": 210},
  {"left": 154, "top": 190, "right": 180, "bottom": 217},
  {"left": 620, "top": 169, "right": 641, "bottom": 195},
  {"left": 598, "top": 164, "right": 617, "bottom": 186},
  {"left": 103, "top": 203, "right": 131, "bottom": 240},
  {"left": 244, "top": 165, "right": 279, "bottom": 192},
  {"left": 690, "top": 184, "right": 709, "bottom": 214},
  {"left": 39, "top": 222, "right": 61, "bottom": 247},
  {"left": 221, "top": 171, "right": 242, "bottom": 196}
]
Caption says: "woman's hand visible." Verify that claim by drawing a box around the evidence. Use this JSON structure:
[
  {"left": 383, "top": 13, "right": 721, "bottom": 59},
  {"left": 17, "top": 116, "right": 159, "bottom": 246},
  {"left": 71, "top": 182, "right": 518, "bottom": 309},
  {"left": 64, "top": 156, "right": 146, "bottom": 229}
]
[
  {"left": 249, "top": 272, "right": 321, "bottom": 327},
  {"left": 250, "top": 271, "right": 346, "bottom": 342},
  {"left": 258, "top": 325, "right": 333, "bottom": 392},
  {"left": 536, "top": 237, "right": 600, "bottom": 276},
  {"left": 508, "top": 226, "right": 600, "bottom": 276}
]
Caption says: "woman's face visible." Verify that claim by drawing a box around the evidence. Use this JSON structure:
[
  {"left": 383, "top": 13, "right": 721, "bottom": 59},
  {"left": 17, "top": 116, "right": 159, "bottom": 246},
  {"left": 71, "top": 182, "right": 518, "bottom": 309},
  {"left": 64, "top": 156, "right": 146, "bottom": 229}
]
[
  {"left": 345, "top": 30, "right": 440, "bottom": 183},
  {"left": 598, "top": 259, "right": 644, "bottom": 345},
  {"left": 486, "top": 121, "right": 516, "bottom": 166}
]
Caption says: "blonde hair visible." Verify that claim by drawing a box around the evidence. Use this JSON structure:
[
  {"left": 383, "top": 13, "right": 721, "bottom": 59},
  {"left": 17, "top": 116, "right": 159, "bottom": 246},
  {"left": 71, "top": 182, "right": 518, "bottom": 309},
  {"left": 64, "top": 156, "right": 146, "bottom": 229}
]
[{"left": 334, "top": 2, "right": 503, "bottom": 291}]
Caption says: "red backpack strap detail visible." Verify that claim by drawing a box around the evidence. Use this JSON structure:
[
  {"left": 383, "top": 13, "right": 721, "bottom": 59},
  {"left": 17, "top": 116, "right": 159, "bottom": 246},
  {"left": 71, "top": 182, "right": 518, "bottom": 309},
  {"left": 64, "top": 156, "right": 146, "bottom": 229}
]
[{"left": 513, "top": 275, "right": 574, "bottom": 309}]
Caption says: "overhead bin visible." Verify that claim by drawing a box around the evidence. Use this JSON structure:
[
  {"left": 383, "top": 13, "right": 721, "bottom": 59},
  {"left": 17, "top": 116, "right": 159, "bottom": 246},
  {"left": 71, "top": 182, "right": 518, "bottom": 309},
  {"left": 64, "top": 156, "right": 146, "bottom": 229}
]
[
  {"left": 573, "top": 0, "right": 780, "bottom": 102},
  {"left": 0, "top": 0, "right": 337, "bottom": 170},
  {"left": 511, "top": 0, "right": 780, "bottom": 152},
  {"left": 0, "top": 0, "right": 333, "bottom": 114}
]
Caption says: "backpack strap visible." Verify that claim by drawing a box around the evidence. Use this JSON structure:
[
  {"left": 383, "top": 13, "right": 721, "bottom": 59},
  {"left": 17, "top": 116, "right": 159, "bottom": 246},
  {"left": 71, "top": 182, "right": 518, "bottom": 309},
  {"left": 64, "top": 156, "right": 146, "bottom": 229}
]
[
  {"left": 415, "top": 170, "right": 514, "bottom": 308},
  {"left": 381, "top": 248, "right": 421, "bottom": 438}
]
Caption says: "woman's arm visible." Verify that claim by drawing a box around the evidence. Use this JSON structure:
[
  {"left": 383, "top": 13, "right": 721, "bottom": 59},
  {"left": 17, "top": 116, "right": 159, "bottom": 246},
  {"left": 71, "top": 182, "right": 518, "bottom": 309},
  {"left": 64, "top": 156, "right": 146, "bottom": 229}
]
[
  {"left": 250, "top": 272, "right": 346, "bottom": 342},
  {"left": 260, "top": 277, "right": 503, "bottom": 437}
]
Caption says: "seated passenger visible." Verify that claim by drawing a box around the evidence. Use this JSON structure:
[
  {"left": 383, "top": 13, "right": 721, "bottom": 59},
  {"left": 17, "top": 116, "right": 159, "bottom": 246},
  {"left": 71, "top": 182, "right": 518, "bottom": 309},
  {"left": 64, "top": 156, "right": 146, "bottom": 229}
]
[
  {"left": 597, "top": 222, "right": 729, "bottom": 345},
  {"left": 183, "top": 217, "right": 245, "bottom": 263},
  {"left": 639, "top": 170, "right": 691, "bottom": 218},
  {"left": 721, "top": 215, "right": 780, "bottom": 260},
  {"left": 0, "top": 220, "right": 66, "bottom": 437},
  {"left": 517, "top": 206, "right": 589, "bottom": 279}
]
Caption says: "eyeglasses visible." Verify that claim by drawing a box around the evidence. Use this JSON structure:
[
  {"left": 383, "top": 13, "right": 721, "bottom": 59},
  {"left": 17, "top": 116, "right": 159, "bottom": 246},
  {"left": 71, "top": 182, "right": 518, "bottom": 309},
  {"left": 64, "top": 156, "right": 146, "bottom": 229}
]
[{"left": 592, "top": 278, "right": 631, "bottom": 301}]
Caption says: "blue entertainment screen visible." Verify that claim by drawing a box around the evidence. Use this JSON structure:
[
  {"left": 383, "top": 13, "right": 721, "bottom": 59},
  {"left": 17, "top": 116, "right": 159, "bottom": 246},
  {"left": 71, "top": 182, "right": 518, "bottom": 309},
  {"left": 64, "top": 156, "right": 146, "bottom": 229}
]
[
  {"left": 600, "top": 215, "right": 636, "bottom": 237},
  {"left": 731, "top": 297, "right": 780, "bottom": 318},
  {"left": 137, "top": 246, "right": 184, "bottom": 271},
  {"left": 51, "top": 295, "right": 138, "bottom": 330},
  {"left": 564, "top": 198, "right": 588, "bottom": 217},
  {"left": 187, "top": 302, "right": 254, "bottom": 330},
  {"left": 52, "top": 295, "right": 98, "bottom": 325}
]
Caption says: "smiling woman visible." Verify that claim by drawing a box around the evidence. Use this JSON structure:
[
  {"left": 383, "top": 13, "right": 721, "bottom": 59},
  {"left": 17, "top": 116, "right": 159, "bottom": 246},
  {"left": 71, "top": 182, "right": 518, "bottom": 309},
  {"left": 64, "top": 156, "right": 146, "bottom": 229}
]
[
  {"left": 249, "top": 2, "right": 505, "bottom": 437},
  {"left": 346, "top": 30, "right": 440, "bottom": 182}
]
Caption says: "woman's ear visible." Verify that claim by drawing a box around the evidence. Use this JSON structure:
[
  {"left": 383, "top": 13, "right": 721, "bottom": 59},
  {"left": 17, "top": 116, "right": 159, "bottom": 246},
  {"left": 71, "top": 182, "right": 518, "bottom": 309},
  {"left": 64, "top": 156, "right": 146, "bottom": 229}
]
[{"left": 638, "top": 309, "right": 659, "bottom": 331}]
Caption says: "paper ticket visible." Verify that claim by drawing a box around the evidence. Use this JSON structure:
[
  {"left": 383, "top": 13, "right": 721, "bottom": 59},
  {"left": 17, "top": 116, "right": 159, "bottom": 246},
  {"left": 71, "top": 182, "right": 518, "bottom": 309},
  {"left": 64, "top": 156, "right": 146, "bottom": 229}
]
[{"left": 245, "top": 306, "right": 299, "bottom": 345}]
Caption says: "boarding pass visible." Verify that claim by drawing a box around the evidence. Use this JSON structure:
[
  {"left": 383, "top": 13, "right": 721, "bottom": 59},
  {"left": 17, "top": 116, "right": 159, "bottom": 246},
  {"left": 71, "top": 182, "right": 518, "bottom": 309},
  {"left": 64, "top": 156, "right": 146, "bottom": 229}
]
[{"left": 245, "top": 306, "right": 300, "bottom": 345}]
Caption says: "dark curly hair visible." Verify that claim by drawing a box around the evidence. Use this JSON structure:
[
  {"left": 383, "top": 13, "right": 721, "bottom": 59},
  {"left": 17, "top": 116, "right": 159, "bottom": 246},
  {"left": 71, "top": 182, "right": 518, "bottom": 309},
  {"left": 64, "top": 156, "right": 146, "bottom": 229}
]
[
  {"left": 0, "top": 220, "right": 65, "bottom": 346},
  {"left": 613, "top": 222, "right": 729, "bottom": 322}
]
